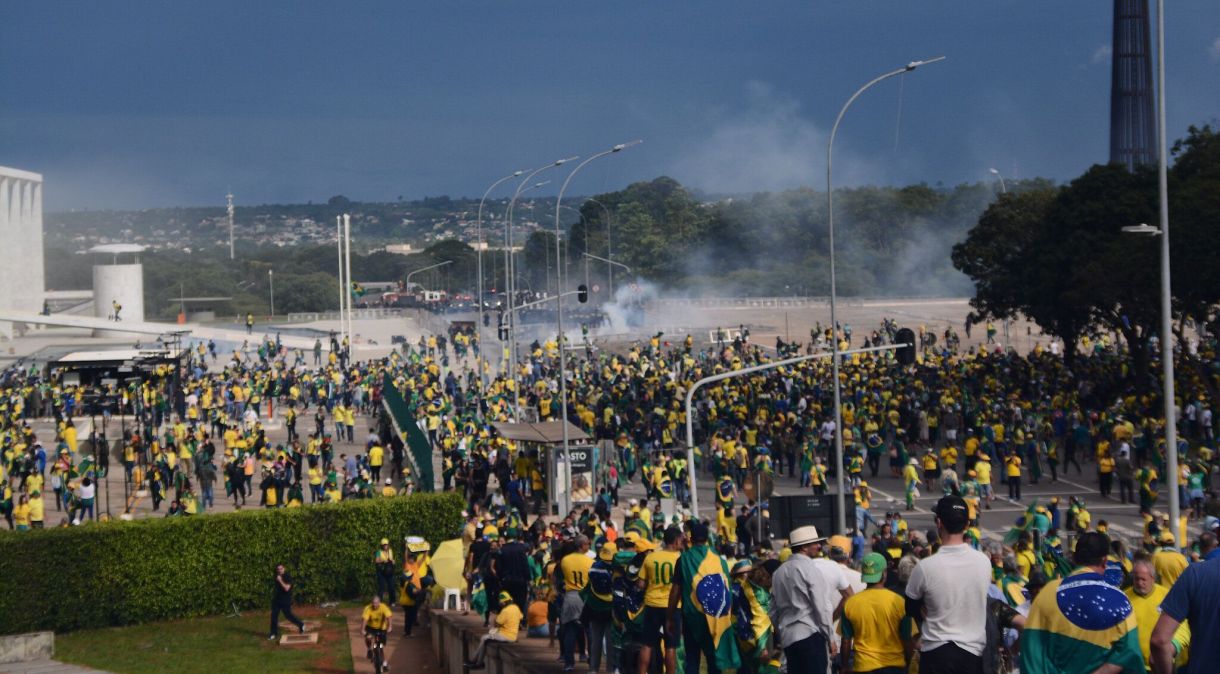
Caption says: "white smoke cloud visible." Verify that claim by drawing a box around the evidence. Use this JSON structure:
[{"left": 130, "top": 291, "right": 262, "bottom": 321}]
[
  {"left": 668, "top": 81, "right": 879, "bottom": 194},
  {"left": 1092, "top": 45, "right": 1112, "bottom": 65},
  {"left": 1209, "top": 37, "right": 1220, "bottom": 62}
]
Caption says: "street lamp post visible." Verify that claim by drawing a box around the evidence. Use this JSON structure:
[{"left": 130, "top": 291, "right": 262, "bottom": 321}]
[
  {"left": 406, "top": 260, "right": 453, "bottom": 288},
  {"left": 1153, "top": 0, "right": 1180, "bottom": 542},
  {"left": 343, "top": 213, "right": 354, "bottom": 345},
  {"left": 336, "top": 216, "right": 346, "bottom": 344},
  {"left": 582, "top": 252, "right": 631, "bottom": 276},
  {"left": 268, "top": 269, "right": 275, "bottom": 317},
  {"left": 552, "top": 140, "right": 640, "bottom": 516},
  {"left": 827, "top": 57, "right": 944, "bottom": 534},
  {"left": 989, "top": 168, "right": 1008, "bottom": 193},
  {"left": 476, "top": 170, "right": 525, "bottom": 399},
  {"left": 585, "top": 199, "right": 613, "bottom": 296},
  {"left": 504, "top": 160, "right": 576, "bottom": 421}
]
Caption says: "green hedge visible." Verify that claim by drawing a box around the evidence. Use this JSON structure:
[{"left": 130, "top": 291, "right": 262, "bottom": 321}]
[{"left": 0, "top": 492, "right": 465, "bottom": 635}]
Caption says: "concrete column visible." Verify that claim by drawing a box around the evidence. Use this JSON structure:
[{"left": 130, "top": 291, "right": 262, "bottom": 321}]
[
  {"left": 21, "top": 180, "right": 32, "bottom": 225},
  {"left": 0, "top": 177, "right": 8, "bottom": 227}
]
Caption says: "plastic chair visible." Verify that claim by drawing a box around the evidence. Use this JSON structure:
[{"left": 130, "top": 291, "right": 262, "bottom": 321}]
[{"left": 441, "top": 588, "right": 465, "bottom": 611}]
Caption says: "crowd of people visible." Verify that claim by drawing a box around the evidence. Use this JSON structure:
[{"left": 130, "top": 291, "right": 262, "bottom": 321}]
[{"left": 3, "top": 314, "right": 1220, "bottom": 673}]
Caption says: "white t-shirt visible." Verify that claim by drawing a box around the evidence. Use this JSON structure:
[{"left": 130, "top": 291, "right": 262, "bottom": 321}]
[
  {"left": 812, "top": 558, "right": 851, "bottom": 647},
  {"left": 837, "top": 563, "right": 867, "bottom": 594},
  {"left": 905, "top": 543, "right": 991, "bottom": 656}
]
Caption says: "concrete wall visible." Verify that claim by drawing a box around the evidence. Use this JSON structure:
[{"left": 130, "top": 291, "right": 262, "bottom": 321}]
[
  {"left": 0, "top": 166, "right": 46, "bottom": 338},
  {"left": 431, "top": 611, "right": 563, "bottom": 674},
  {"left": 92, "top": 263, "right": 145, "bottom": 337},
  {"left": 0, "top": 631, "right": 53, "bottom": 664}
]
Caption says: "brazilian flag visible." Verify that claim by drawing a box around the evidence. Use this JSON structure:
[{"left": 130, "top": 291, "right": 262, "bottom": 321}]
[
  {"left": 350, "top": 281, "right": 366, "bottom": 299},
  {"left": 676, "top": 544, "right": 740, "bottom": 671},
  {"left": 626, "top": 517, "right": 652, "bottom": 542},
  {"left": 1020, "top": 570, "right": 1143, "bottom": 674}
]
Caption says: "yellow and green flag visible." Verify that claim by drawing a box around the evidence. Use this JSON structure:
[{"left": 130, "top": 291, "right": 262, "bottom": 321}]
[{"left": 676, "top": 544, "right": 740, "bottom": 671}]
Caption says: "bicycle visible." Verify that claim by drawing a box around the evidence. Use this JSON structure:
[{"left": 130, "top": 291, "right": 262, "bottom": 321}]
[{"left": 368, "top": 629, "right": 389, "bottom": 672}]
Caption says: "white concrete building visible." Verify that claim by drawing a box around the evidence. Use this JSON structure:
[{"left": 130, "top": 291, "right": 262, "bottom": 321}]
[
  {"left": 89, "top": 244, "right": 146, "bottom": 337},
  {"left": 0, "top": 166, "right": 46, "bottom": 337}
]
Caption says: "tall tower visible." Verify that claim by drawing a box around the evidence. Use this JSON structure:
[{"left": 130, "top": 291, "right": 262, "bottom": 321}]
[
  {"left": 226, "top": 192, "right": 235, "bottom": 260},
  {"left": 1110, "top": 0, "right": 1157, "bottom": 170}
]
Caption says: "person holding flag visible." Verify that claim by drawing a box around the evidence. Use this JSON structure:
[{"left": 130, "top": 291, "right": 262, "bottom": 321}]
[
  {"left": 668, "top": 521, "right": 739, "bottom": 674},
  {"left": 731, "top": 559, "right": 779, "bottom": 674}
]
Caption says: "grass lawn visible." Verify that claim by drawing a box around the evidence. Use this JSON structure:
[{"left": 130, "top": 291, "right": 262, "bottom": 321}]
[{"left": 55, "top": 605, "right": 354, "bottom": 674}]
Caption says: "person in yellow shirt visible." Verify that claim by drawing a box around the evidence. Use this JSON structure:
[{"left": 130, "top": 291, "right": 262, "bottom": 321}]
[
  {"left": 29, "top": 490, "right": 44, "bottom": 529},
  {"left": 381, "top": 478, "right": 396, "bottom": 498},
  {"left": 1098, "top": 449, "right": 1116, "bottom": 499},
  {"left": 368, "top": 443, "right": 385, "bottom": 483},
  {"left": 12, "top": 494, "right": 31, "bottom": 531},
  {"left": 639, "top": 526, "right": 682, "bottom": 674},
  {"left": 839, "top": 553, "right": 916, "bottom": 673},
  {"left": 975, "top": 455, "right": 993, "bottom": 508},
  {"left": 361, "top": 595, "right": 393, "bottom": 664},
  {"left": 466, "top": 590, "right": 522, "bottom": 669},
  {"left": 1004, "top": 450, "right": 1022, "bottom": 501},
  {"left": 1151, "top": 532, "right": 1188, "bottom": 588},
  {"left": 1126, "top": 556, "right": 1189, "bottom": 669}
]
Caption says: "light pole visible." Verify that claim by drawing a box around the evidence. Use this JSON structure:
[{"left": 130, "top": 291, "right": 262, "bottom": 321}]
[
  {"left": 685, "top": 343, "right": 904, "bottom": 518},
  {"left": 476, "top": 170, "right": 524, "bottom": 398},
  {"left": 268, "top": 269, "right": 275, "bottom": 317},
  {"left": 582, "top": 252, "right": 631, "bottom": 276},
  {"left": 505, "top": 163, "right": 573, "bottom": 422},
  {"left": 827, "top": 57, "right": 943, "bottom": 534},
  {"left": 406, "top": 260, "right": 454, "bottom": 288},
  {"left": 343, "top": 213, "right": 354, "bottom": 345},
  {"left": 585, "top": 198, "right": 613, "bottom": 296},
  {"left": 336, "top": 216, "right": 347, "bottom": 344},
  {"left": 552, "top": 140, "right": 641, "bottom": 517},
  {"left": 1153, "top": 0, "right": 1179, "bottom": 542},
  {"left": 1123, "top": 236, "right": 1179, "bottom": 540},
  {"left": 989, "top": 168, "right": 1008, "bottom": 193}
]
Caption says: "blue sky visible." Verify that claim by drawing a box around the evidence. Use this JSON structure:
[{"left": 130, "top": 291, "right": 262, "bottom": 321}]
[{"left": 2, "top": 1, "right": 1217, "bottom": 210}]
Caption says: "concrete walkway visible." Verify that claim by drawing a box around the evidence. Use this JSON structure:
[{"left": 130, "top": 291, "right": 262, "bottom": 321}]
[
  {"left": 344, "top": 607, "right": 438, "bottom": 674},
  {"left": 0, "top": 661, "right": 110, "bottom": 674}
]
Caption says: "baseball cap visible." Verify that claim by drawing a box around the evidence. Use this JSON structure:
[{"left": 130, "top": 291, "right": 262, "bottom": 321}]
[
  {"left": 380, "top": 538, "right": 390, "bottom": 546},
  {"left": 598, "top": 541, "right": 618, "bottom": 561},
  {"left": 934, "top": 495, "right": 970, "bottom": 532},
  {"left": 860, "top": 553, "right": 887, "bottom": 583},
  {"left": 624, "top": 531, "right": 655, "bottom": 552}
]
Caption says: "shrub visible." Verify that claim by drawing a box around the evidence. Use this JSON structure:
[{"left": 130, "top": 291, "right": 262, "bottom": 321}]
[{"left": 0, "top": 491, "right": 464, "bottom": 634}]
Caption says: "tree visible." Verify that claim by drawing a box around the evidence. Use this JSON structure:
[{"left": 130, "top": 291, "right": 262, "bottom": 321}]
[{"left": 950, "top": 188, "right": 1090, "bottom": 362}]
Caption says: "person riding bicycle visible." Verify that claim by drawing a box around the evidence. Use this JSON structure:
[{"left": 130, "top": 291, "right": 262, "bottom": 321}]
[{"left": 363, "top": 595, "right": 393, "bottom": 669}]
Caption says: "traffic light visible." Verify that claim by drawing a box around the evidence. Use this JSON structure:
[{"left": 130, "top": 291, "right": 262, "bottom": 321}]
[
  {"left": 498, "top": 325, "right": 509, "bottom": 341},
  {"left": 577, "top": 284, "right": 588, "bottom": 303}
]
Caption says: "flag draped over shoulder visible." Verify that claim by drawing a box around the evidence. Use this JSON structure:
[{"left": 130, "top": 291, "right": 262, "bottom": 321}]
[
  {"left": 677, "top": 544, "right": 740, "bottom": 671},
  {"left": 1020, "top": 571, "right": 1143, "bottom": 674}
]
